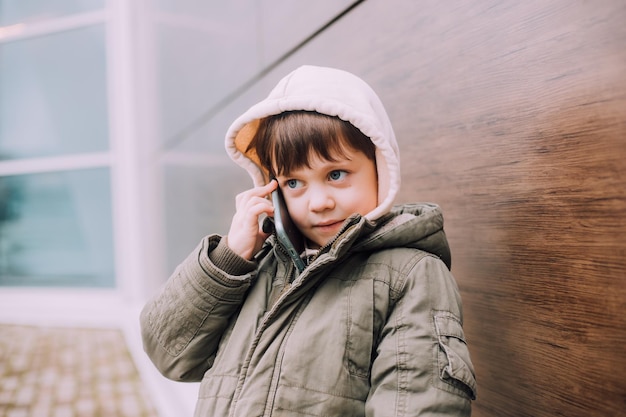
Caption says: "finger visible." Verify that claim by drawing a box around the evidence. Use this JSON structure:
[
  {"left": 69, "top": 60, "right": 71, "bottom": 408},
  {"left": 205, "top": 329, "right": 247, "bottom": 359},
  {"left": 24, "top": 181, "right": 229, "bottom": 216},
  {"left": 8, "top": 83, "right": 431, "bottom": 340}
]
[
  {"left": 259, "top": 179, "right": 278, "bottom": 197},
  {"left": 245, "top": 198, "right": 275, "bottom": 220},
  {"left": 235, "top": 181, "right": 278, "bottom": 207}
]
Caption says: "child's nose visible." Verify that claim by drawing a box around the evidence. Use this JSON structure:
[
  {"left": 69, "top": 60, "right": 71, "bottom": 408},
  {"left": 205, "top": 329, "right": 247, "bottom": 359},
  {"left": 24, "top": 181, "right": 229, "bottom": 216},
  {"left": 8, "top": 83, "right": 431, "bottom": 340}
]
[{"left": 308, "top": 187, "right": 335, "bottom": 212}]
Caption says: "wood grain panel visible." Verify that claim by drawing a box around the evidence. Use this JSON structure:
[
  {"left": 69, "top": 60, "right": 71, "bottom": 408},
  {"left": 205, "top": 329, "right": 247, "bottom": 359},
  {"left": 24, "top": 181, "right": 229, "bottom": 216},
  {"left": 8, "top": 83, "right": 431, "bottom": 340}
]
[
  {"left": 243, "top": 0, "right": 626, "bottom": 415},
  {"left": 375, "top": 3, "right": 626, "bottom": 416}
]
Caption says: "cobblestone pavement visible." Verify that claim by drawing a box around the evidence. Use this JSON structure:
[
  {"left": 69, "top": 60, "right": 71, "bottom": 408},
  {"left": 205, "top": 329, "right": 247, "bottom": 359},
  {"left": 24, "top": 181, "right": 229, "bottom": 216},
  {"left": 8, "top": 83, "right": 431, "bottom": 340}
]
[{"left": 0, "top": 324, "right": 159, "bottom": 417}]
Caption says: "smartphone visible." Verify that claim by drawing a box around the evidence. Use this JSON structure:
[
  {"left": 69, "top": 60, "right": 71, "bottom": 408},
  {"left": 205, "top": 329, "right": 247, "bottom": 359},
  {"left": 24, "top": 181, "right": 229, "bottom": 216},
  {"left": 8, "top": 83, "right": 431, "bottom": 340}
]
[{"left": 271, "top": 183, "right": 306, "bottom": 273}]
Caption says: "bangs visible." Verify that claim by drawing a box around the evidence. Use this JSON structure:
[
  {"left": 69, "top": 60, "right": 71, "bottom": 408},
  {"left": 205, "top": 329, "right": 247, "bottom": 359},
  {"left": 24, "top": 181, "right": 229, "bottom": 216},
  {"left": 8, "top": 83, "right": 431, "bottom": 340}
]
[{"left": 249, "top": 111, "right": 375, "bottom": 177}]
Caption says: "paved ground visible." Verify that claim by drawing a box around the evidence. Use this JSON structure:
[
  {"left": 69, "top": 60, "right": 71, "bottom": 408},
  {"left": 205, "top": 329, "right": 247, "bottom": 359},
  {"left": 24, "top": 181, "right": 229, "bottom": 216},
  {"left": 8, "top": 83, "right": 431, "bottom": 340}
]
[{"left": 0, "top": 324, "right": 159, "bottom": 417}]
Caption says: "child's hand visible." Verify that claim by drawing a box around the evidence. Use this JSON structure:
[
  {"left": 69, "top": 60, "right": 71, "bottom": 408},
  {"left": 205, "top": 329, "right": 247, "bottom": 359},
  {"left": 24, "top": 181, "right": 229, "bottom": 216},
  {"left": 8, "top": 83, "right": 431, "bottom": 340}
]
[{"left": 226, "top": 180, "right": 278, "bottom": 260}]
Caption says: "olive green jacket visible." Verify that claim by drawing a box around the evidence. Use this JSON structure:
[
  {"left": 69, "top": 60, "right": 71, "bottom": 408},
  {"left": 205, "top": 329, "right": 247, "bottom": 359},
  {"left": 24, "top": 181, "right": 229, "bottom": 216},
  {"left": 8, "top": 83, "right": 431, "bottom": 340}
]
[{"left": 140, "top": 203, "right": 477, "bottom": 416}]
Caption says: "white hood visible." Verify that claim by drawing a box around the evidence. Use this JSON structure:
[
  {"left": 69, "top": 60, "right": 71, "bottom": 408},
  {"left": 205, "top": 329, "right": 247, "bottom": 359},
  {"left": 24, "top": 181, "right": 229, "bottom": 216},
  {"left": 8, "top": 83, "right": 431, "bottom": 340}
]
[{"left": 225, "top": 65, "right": 400, "bottom": 220}]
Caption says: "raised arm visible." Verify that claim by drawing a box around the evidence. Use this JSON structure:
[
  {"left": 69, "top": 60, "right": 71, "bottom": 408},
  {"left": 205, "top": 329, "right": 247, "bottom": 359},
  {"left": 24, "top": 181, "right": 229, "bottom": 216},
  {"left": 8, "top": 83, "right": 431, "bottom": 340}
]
[{"left": 140, "top": 235, "right": 256, "bottom": 382}]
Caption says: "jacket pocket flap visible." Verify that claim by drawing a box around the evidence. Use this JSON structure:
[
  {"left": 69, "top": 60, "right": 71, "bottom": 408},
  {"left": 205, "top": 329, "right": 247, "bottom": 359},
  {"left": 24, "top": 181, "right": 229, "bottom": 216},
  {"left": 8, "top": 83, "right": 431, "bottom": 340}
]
[
  {"left": 434, "top": 312, "right": 466, "bottom": 340},
  {"left": 433, "top": 311, "right": 477, "bottom": 400}
]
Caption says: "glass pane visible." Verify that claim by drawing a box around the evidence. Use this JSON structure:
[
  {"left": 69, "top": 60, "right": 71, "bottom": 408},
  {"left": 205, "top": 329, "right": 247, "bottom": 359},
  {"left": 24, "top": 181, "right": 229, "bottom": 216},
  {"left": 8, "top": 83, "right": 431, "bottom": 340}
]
[
  {"left": 0, "top": 169, "right": 115, "bottom": 287},
  {"left": 155, "top": 3, "right": 258, "bottom": 146},
  {"left": 0, "top": 25, "right": 108, "bottom": 160},
  {"left": 0, "top": 0, "right": 104, "bottom": 26},
  {"left": 163, "top": 163, "right": 249, "bottom": 274},
  {"left": 153, "top": 1, "right": 358, "bottom": 149}
]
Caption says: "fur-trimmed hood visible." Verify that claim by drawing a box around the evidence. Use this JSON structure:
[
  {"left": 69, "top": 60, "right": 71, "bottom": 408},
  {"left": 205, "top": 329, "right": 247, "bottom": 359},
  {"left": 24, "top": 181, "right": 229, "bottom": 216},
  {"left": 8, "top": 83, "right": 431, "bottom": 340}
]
[{"left": 225, "top": 65, "right": 400, "bottom": 220}]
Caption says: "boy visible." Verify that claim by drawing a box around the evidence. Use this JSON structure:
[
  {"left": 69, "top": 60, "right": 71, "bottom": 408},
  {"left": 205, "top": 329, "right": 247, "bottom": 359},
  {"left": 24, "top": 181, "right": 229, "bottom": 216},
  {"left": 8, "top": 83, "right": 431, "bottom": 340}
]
[{"left": 140, "top": 65, "right": 476, "bottom": 416}]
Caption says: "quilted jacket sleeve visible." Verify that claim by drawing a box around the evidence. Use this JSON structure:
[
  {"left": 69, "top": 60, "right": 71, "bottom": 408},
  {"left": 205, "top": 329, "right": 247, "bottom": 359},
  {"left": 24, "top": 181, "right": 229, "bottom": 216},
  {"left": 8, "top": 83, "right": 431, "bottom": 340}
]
[
  {"left": 139, "top": 234, "right": 256, "bottom": 382},
  {"left": 366, "top": 254, "right": 477, "bottom": 416}
]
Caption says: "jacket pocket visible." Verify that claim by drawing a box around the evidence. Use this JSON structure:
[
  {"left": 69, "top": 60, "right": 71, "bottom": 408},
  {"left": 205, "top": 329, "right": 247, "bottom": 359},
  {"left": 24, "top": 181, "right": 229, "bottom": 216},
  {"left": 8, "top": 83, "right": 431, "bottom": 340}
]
[{"left": 433, "top": 311, "right": 477, "bottom": 400}]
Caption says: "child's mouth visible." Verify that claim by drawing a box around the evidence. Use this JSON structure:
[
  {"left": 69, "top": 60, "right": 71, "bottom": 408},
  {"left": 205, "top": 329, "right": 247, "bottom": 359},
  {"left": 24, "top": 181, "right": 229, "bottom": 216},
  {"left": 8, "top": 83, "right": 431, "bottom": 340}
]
[{"left": 314, "top": 220, "right": 344, "bottom": 233}]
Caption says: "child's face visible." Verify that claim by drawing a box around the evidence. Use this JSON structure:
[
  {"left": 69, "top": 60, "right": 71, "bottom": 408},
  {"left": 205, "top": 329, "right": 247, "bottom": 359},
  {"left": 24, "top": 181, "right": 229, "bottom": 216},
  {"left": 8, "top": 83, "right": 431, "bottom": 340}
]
[{"left": 275, "top": 146, "right": 378, "bottom": 249}]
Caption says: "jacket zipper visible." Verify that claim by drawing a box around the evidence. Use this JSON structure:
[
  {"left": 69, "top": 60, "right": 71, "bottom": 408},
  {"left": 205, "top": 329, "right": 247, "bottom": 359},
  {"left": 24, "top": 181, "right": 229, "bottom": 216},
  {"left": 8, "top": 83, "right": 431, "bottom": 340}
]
[
  {"left": 232, "top": 218, "right": 361, "bottom": 413},
  {"left": 307, "top": 216, "right": 360, "bottom": 264},
  {"left": 268, "top": 216, "right": 360, "bottom": 313}
]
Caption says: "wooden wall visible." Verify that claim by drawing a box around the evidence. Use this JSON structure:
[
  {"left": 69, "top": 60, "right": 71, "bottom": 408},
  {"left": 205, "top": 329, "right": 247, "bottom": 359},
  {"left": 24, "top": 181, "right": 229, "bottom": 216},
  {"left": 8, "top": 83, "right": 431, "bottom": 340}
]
[{"left": 240, "top": 0, "right": 626, "bottom": 415}]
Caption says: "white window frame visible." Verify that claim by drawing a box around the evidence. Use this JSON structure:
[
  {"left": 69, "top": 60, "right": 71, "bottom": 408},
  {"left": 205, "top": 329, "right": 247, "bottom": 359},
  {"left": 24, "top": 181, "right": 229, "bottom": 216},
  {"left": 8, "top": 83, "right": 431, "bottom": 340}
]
[{"left": 0, "top": 2, "right": 152, "bottom": 329}]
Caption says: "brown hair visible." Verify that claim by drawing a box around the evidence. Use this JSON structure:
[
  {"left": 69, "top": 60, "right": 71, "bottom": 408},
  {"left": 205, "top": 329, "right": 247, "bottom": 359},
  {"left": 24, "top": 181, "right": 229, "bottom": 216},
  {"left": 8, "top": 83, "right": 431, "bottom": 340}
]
[{"left": 247, "top": 111, "right": 376, "bottom": 176}]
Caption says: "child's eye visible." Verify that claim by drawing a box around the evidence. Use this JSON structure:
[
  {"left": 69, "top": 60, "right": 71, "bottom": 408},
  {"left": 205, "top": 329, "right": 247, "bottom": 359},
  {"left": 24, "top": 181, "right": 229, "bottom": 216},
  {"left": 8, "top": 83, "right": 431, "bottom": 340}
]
[
  {"left": 286, "top": 179, "right": 302, "bottom": 189},
  {"left": 329, "top": 170, "right": 347, "bottom": 181}
]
